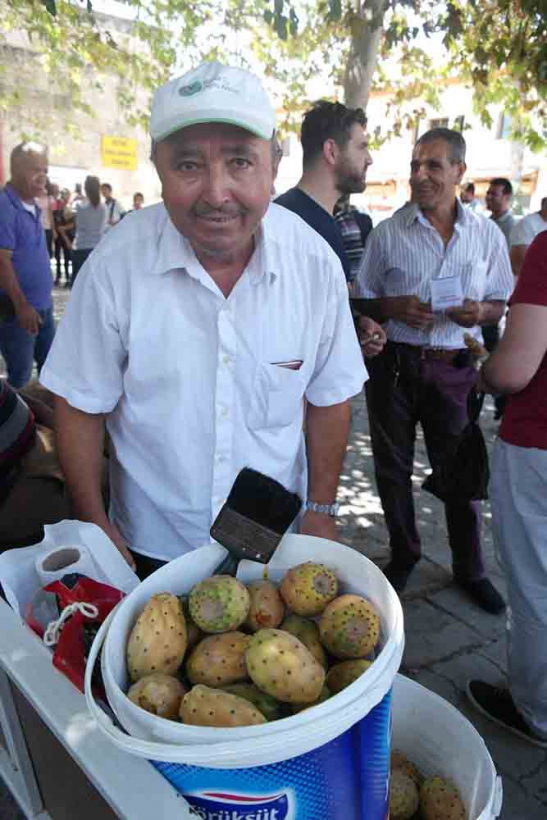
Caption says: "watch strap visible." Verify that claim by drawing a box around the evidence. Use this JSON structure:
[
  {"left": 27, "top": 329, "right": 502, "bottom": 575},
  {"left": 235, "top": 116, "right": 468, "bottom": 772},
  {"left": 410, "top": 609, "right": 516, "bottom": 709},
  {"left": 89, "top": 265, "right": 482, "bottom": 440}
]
[{"left": 305, "top": 499, "right": 340, "bottom": 517}]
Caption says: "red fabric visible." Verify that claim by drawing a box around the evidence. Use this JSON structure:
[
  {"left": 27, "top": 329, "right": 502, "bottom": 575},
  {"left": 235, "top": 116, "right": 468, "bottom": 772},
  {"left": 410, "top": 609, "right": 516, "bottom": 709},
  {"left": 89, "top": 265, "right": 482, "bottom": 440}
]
[{"left": 500, "top": 233, "right": 547, "bottom": 449}]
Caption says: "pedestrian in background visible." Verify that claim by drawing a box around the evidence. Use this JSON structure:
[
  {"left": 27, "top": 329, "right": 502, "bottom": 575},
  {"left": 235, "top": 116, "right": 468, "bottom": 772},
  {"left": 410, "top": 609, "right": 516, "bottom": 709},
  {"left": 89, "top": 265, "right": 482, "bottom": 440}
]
[
  {"left": 467, "top": 232, "right": 547, "bottom": 748},
  {"left": 131, "top": 192, "right": 144, "bottom": 211},
  {"left": 484, "top": 176, "right": 516, "bottom": 420},
  {"left": 0, "top": 142, "right": 55, "bottom": 388},
  {"left": 510, "top": 195, "right": 547, "bottom": 277},
  {"left": 356, "top": 127, "right": 513, "bottom": 613},
  {"left": 275, "top": 100, "right": 385, "bottom": 358},
  {"left": 70, "top": 175, "right": 106, "bottom": 283},
  {"left": 36, "top": 179, "right": 55, "bottom": 260},
  {"left": 53, "top": 188, "right": 73, "bottom": 287},
  {"left": 101, "top": 182, "right": 125, "bottom": 231}
]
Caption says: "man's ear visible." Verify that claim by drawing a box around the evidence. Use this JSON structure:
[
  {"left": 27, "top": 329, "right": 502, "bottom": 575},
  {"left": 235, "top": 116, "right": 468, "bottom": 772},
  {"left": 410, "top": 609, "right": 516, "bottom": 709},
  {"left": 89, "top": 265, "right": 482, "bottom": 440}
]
[
  {"left": 454, "top": 161, "right": 467, "bottom": 186},
  {"left": 322, "top": 138, "right": 338, "bottom": 168}
]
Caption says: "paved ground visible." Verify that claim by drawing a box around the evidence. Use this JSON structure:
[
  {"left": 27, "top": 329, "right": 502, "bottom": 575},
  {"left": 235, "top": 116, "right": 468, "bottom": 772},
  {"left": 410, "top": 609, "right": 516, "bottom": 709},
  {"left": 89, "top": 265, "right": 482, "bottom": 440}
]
[{"left": 1, "top": 287, "right": 546, "bottom": 817}]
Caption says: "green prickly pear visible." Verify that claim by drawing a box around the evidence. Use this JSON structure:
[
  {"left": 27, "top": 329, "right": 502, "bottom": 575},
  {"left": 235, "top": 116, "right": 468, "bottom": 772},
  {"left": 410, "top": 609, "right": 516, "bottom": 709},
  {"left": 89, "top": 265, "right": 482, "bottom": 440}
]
[
  {"left": 189, "top": 575, "right": 250, "bottom": 633},
  {"left": 186, "top": 631, "right": 250, "bottom": 688},
  {"left": 281, "top": 614, "right": 328, "bottom": 669},
  {"left": 279, "top": 562, "right": 338, "bottom": 616},
  {"left": 127, "top": 673, "right": 186, "bottom": 720},
  {"left": 180, "top": 685, "right": 266, "bottom": 727},
  {"left": 245, "top": 628, "right": 325, "bottom": 703},
  {"left": 325, "top": 659, "right": 373, "bottom": 693},
  {"left": 318, "top": 594, "right": 380, "bottom": 658},
  {"left": 244, "top": 580, "right": 285, "bottom": 632},
  {"left": 420, "top": 776, "right": 466, "bottom": 820},
  {"left": 222, "top": 683, "right": 284, "bottom": 721},
  {"left": 126, "top": 593, "right": 187, "bottom": 682},
  {"left": 390, "top": 770, "right": 420, "bottom": 820}
]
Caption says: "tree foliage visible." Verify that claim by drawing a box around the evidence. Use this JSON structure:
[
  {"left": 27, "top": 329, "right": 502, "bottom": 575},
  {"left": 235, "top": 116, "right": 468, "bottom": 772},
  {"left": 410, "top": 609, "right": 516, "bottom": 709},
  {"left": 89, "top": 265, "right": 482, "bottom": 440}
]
[{"left": 1, "top": 0, "right": 545, "bottom": 150}]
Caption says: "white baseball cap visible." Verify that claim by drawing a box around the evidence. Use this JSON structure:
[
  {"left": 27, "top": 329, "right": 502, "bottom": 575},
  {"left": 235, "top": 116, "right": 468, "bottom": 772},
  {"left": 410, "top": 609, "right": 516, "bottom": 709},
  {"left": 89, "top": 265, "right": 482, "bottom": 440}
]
[{"left": 150, "top": 61, "right": 276, "bottom": 142}]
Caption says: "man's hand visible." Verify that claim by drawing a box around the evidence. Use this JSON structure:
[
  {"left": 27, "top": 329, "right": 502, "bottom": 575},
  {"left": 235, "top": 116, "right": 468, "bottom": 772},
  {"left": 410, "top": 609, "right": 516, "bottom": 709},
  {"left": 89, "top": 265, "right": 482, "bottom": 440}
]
[
  {"left": 102, "top": 521, "right": 137, "bottom": 571},
  {"left": 446, "top": 299, "right": 483, "bottom": 328},
  {"left": 15, "top": 302, "right": 41, "bottom": 335},
  {"left": 386, "top": 296, "right": 434, "bottom": 330},
  {"left": 299, "top": 509, "right": 337, "bottom": 541},
  {"left": 358, "top": 316, "right": 387, "bottom": 359}
]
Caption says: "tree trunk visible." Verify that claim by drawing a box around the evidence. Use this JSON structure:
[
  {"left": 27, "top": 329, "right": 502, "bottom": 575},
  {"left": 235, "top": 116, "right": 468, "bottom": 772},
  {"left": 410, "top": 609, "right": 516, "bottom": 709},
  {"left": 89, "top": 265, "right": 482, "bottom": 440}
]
[{"left": 343, "top": 0, "right": 388, "bottom": 111}]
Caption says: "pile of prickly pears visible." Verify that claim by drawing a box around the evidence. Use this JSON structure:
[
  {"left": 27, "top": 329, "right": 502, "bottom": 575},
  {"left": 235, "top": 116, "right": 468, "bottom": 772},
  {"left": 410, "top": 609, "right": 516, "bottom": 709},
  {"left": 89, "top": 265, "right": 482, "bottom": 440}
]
[
  {"left": 125, "top": 562, "right": 382, "bottom": 728},
  {"left": 390, "top": 750, "right": 467, "bottom": 820}
]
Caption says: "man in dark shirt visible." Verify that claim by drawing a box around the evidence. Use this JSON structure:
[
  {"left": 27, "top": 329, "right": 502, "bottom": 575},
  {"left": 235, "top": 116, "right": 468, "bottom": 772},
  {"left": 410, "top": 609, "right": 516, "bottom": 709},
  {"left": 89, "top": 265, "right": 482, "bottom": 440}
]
[{"left": 276, "top": 100, "right": 385, "bottom": 357}]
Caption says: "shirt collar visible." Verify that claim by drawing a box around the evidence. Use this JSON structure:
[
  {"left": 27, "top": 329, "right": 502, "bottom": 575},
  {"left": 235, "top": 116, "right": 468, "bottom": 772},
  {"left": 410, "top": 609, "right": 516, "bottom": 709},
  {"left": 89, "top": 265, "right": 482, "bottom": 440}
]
[
  {"left": 152, "top": 206, "right": 277, "bottom": 286},
  {"left": 405, "top": 198, "right": 469, "bottom": 229}
]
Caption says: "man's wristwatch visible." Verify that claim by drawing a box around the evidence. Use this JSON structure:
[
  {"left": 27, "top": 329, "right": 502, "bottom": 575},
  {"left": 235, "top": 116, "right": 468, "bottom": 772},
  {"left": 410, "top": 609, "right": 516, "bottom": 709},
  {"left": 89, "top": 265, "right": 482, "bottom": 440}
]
[{"left": 305, "top": 500, "right": 340, "bottom": 517}]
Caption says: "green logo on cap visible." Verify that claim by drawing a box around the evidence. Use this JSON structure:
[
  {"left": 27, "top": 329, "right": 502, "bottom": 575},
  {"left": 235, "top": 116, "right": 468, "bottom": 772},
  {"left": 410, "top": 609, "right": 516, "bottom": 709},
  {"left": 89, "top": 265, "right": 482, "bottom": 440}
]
[{"left": 179, "top": 81, "right": 203, "bottom": 97}]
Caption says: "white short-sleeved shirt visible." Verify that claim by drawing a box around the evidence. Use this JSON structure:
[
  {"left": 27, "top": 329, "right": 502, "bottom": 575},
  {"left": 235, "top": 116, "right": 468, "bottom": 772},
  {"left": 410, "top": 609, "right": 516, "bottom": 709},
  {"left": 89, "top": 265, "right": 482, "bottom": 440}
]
[
  {"left": 510, "top": 213, "right": 547, "bottom": 248},
  {"left": 41, "top": 203, "right": 367, "bottom": 560},
  {"left": 355, "top": 201, "right": 513, "bottom": 348}
]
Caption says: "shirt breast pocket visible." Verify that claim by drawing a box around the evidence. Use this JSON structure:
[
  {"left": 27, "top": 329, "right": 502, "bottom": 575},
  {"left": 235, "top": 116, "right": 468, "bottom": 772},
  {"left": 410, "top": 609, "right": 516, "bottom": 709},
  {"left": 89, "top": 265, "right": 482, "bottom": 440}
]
[{"left": 248, "top": 362, "right": 306, "bottom": 431}]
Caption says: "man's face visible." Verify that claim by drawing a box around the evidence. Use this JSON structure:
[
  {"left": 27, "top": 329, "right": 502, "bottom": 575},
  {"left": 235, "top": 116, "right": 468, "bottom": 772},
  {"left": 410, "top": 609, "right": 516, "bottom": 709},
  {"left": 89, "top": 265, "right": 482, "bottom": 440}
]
[
  {"left": 486, "top": 184, "right": 510, "bottom": 215},
  {"left": 15, "top": 151, "right": 48, "bottom": 200},
  {"left": 101, "top": 185, "right": 112, "bottom": 200},
  {"left": 154, "top": 122, "right": 274, "bottom": 261},
  {"left": 51, "top": 183, "right": 59, "bottom": 198},
  {"left": 334, "top": 123, "right": 373, "bottom": 195},
  {"left": 460, "top": 188, "right": 473, "bottom": 204},
  {"left": 133, "top": 194, "right": 144, "bottom": 209},
  {"left": 409, "top": 139, "right": 465, "bottom": 212}
]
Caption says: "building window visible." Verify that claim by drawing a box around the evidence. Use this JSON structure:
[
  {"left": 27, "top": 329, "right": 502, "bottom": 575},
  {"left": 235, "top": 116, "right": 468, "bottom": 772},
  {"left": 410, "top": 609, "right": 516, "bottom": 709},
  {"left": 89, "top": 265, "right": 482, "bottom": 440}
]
[
  {"left": 453, "top": 115, "right": 465, "bottom": 132},
  {"left": 428, "top": 117, "right": 449, "bottom": 129},
  {"left": 497, "top": 114, "right": 512, "bottom": 140}
]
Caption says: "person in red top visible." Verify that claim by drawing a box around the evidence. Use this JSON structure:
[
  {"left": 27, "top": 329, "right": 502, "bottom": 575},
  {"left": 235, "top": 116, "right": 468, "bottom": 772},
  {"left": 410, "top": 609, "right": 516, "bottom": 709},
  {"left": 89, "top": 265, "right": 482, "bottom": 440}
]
[{"left": 466, "top": 231, "right": 547, "bottom": 747}]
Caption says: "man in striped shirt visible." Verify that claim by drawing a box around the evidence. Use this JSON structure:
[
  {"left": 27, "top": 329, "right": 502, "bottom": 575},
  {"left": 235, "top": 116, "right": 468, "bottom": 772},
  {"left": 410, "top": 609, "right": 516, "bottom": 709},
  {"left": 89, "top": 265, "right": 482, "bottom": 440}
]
[{"left": 355, "top": 127, "right": 513, "bottom": 614}]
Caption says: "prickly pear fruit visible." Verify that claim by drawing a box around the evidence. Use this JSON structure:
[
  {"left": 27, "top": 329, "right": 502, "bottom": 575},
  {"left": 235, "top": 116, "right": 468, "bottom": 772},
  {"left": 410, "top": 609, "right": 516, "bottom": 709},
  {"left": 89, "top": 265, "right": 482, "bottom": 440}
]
[
  {"left": 279, "top": 562, "right": 338, "bottom": 616},
  {"left": 318, "top": 594, "right": 380, "bottom": 658},
  {"left": 126, "top": 593, "right": 187, "bottom": 682},
  {"left": 223, "top": 683, "right": 284, "bottom": 721},
  {"left": 290, "top": 684, "right": 332, "bottom": 714},
  {"left": 186, "top": 631, "right": 250, "bottom": 688},
  {"left": 189, "top": 575, "right": 250, "bottom": 633},
  {"left": 246, "top": 628, "right": 326, "bottom": 704},
  {"left": 281, "top": 614, "right": 328, "bottom": 669},
  {"left": 180, "top": 685, "right": 266, "bottom": 727},
  {"left": 325, "top": 659, "right": 372, "bottom": 693},
  {"left": 390, "top": 770, "right": 420, "bottom": 820},
  {"left": 420, "top": 777, "right": 466, "bottom": 820},
  {"left": 180, "top": 596, "right": 204, "bottom": 652},
  {"left": 127, "top": 673, "right": 186, "bottom": 720},
  {"left": 391, "top": 750, "right": 423, "bottom": 787},
  {"left": 244, "top": 580, "right": 285, "bottom": 632}
]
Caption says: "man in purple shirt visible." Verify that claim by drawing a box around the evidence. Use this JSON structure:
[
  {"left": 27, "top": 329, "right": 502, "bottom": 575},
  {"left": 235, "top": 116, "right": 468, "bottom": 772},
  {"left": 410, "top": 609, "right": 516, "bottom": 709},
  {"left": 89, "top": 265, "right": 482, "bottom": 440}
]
[{"left": 0, "top": 142, "right": 55, "bottom": 387}]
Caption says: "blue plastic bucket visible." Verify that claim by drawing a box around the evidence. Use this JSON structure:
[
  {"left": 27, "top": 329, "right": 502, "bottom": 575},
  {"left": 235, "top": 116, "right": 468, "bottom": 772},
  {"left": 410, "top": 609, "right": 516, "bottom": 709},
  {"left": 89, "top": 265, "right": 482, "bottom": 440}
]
[{"left": 85, "top": 537, "right": 404, "bottom": 820}]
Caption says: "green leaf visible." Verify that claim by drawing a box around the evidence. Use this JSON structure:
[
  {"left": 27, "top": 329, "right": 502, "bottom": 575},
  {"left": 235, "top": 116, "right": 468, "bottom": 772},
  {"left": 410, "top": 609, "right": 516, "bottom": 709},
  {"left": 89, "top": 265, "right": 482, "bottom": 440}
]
[{"left": 43, "top": 0, "right": 57, "bottom": 17}]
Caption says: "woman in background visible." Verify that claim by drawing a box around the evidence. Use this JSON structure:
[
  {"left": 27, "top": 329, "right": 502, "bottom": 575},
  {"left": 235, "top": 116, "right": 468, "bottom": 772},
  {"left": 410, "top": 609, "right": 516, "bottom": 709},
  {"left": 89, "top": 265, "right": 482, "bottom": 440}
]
[
  {"left": 70, "top": 175, "right": 106, "bottom": 284},
  {"left": 466, "top": 231, "right": 547, "bottom": 749}
]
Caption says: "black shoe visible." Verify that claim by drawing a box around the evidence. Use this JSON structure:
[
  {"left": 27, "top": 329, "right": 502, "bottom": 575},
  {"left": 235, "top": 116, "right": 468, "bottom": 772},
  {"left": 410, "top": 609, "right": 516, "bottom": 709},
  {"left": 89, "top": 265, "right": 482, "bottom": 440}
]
[
  {"left": 383, "top": 561, "right": 417, "bottom": 593},
  {"left": 54, "top": 277, "right": 60, "bottom": 286},
  {"left": 455, "top": 577, "right": 506, "bottom": 614},
  {"left": 466, "top": 681, "right": 547, "bottom": 748}
]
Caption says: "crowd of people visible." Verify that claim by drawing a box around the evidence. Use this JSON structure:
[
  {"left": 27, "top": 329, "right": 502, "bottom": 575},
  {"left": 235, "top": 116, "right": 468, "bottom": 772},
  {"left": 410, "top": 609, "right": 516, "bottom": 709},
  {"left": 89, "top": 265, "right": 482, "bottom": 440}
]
[
  {"left": 35, "top": 180, "right": 145, "bottom": 288},
  {"left": 1, "top": 60, "right": 547, "bottom": 752}
]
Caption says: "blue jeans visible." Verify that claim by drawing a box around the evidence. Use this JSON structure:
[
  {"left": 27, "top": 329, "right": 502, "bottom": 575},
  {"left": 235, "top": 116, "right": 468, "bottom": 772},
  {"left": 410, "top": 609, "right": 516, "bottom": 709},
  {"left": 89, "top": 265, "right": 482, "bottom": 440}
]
[{"left": 0, "top": 307, "right": 56, "bottom": 388}]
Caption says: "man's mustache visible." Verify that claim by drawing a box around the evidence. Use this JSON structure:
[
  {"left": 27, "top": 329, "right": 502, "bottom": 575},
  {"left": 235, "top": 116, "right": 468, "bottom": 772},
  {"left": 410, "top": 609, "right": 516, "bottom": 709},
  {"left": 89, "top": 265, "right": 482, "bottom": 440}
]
[{"left": 193, "top": 206, "right": 246, "bottom": 217}]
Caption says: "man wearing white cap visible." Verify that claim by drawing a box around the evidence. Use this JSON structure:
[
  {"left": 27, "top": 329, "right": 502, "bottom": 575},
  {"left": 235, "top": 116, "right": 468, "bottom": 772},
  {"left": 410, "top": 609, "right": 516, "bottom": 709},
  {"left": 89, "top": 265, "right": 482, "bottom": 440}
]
[{"left": 40, "top": 62, "right": 368, "bottom": 576}]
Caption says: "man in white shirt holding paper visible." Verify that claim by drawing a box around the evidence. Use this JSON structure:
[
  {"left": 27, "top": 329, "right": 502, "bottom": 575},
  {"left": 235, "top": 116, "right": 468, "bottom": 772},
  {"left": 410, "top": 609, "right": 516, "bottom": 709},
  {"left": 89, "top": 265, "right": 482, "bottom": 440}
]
[
  {"left": 355, "top": 127, "right": 513, "bottom": 614},
  {"left": 40, "top": 61, "right": 367, "bottom": 578}
]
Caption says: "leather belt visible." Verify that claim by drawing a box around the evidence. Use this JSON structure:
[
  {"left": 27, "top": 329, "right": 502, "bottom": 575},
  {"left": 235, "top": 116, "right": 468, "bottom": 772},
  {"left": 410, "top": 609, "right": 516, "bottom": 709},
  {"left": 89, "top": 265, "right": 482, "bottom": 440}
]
[{"left": 392, "top": 341, "right": 466, "bottom": 364}]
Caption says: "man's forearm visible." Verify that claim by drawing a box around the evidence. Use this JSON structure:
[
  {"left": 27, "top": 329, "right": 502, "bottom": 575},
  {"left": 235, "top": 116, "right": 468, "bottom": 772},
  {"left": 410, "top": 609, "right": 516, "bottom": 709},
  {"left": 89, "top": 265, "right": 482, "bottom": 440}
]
[
  {"left": 54, "top": 396, "right": 108, "bottom": 527},
  {"left": 305, "top": 400, "right": 352, "bottom": 503},
  {"left": 479, "top": 300, "right": 505, "bottom": 326},
  {"left": 0, "top": 256, "right": 28, "bottom": 309}
]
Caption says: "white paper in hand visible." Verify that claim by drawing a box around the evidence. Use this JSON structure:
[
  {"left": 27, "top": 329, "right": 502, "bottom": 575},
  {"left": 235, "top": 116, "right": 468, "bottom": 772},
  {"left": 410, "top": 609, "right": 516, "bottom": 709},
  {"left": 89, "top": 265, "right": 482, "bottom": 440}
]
[{"left": 430, "top": 275, "right": 464, "bottom": 311}]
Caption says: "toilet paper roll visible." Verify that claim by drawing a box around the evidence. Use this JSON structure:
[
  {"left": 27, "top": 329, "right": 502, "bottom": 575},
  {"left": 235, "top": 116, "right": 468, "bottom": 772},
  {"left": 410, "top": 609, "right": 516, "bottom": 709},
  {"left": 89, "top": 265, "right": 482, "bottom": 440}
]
[{"left": 35, "top": 545, "right": 99, "bottom": 587}]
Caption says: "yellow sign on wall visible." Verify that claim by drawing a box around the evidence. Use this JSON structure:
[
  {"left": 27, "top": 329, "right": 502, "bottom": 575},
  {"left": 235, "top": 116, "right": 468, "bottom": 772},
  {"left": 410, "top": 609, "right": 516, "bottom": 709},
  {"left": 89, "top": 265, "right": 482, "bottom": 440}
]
[{"left": 101, "top": 136, "right": 138, "bottom": 171}]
